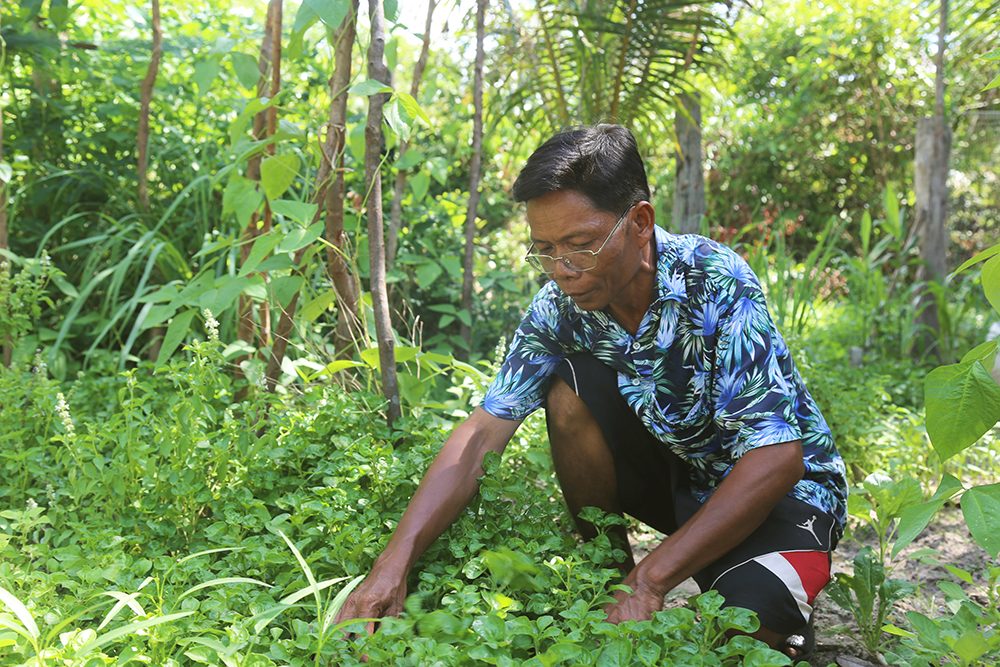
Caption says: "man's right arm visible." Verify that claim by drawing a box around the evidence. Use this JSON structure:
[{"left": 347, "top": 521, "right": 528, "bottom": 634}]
[{"left": 333, "top": 407, "right": 521, "bottom": 631}]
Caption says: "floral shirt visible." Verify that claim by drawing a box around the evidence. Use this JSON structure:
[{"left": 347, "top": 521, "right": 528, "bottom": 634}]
[{"left": 482, "top": 226, "right": 848, "bottom": 536}]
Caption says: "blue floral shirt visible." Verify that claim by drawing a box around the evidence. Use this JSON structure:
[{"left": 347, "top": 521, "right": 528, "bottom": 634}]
[{"left": 482, "top": 226, "right": 848, "bottom": 536}]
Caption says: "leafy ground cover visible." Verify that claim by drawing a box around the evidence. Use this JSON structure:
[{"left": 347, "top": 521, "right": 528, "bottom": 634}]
[{"left": 2, "top": 301, "right": 998, "bottom": 666}]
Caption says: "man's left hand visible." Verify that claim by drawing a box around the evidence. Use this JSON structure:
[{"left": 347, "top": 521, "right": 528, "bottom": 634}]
[{"left": 602, "top": 571, "right": 666, "bottom": 623}]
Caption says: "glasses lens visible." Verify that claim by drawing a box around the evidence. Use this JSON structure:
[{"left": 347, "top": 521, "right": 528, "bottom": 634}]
[
  {"left": 563, "top": 251, "right": 598, "bottom": 272},
  {"left": 526, "top": 254, "right": 555, "bottom": 274}
]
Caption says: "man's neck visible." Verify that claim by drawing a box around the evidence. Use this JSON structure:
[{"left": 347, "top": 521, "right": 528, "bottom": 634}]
[{"left": 605, "top": 237, "right": 657, "bottom": 335}]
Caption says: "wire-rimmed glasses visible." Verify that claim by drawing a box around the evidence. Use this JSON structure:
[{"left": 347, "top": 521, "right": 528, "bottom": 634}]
[{"left": 523, "top": 204, "right": 634, "bottom": 274}]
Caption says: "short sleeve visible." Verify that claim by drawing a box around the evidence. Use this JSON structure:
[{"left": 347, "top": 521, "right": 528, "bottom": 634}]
[
  {"left": 481, "top": 286, "right": 568, "bottom": 421},
  {"left": 710, "top": 283, "right": 803, "bottom": 457}
]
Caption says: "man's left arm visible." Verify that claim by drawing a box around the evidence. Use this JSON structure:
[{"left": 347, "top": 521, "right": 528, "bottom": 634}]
[{"left": 604, "top": 439, "right": 803, "bottom": 622}]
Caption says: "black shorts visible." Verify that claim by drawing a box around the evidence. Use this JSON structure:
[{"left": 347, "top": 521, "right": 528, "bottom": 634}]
[{"left": 550, "top": 353, "right": 836, "bottom": 634}]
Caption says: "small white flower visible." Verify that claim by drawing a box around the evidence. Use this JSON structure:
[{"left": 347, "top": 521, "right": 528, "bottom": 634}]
[
  {"left": 203, "top": 308, "right": 220, "bottom": 342},
  {"left": 32, "top": 350, "right": 47, "bottom": 375},
  {"left": 26, "top": 498, "right": 38, "bottom": 510},
  {"left": 55, "top": 392, "right": 75, "bottom": 436}
]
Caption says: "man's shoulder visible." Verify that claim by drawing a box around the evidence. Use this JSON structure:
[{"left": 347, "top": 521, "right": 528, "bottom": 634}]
[{"left": 655, "top": 229, "right": 762, "bottom": 306}]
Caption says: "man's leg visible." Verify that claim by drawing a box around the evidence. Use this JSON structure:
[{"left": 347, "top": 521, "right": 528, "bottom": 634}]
[{"left": 545, "top": 374, "right": 636, "bottom": 571}]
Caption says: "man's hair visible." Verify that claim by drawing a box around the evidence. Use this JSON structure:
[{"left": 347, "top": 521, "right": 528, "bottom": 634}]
[{"left": 512, "top": 124, "right": 651, "bottom": 214}]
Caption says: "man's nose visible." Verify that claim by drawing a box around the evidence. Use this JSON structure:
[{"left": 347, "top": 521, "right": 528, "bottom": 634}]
[{"left": 551, "top": 257, "right": 580, "bottom": 280}]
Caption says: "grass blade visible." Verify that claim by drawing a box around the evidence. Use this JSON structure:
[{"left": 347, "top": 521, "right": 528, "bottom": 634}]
[
  {"left": 277, "top": 530, "right": 321, "bottom": 611},
  {"left": 0, "top": 586, "right": 39, "bottom": 640},
  {"left": 178, "top": 577, "right": 272, "bottom": 601},
  {"left": 280, "top": 576, "right": 351, "bottom": 606},
  {"left": 321, "top": 575, "right": 365, "bottom": 633},
  {"left": 176, "top": 546, "right": 244, "bottom": 565},
  {"left": 75, "top": 611, "right": 194, "bottom": 657},
  {"left": 98, "top": 592, "right": 147, "bottom": 630}
]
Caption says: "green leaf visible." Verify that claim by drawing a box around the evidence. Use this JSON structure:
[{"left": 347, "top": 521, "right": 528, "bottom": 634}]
[
  {"left": 223, "top": 175, "right": 263, "bottom": 229},
  {"left": 178, "top": 577, "right": 272, "bottom": 601},
  {"left": 397, "top": 92, "right": 431, "bottom": 126},
  {"left": 596, "top": 637, "right": 632, "bottom": 667},
  {"left": 415, "top": 261, "right": 442, "bottom": 288},
  {"left": 271, "top": 275, "right": 303, "bottom": 308},
  {"left": 982, "top": 254, "right": 1000, "bottom": 315},
  {"left": 229, "top": 52, "right": 260, "bottom": 88},
  {"left": 300, "top": 290, "right": 335, "bottom": 322},
  {"left": 239, "top": 231, "right": 283, "bottom": 276},
  {"left": 394, "top": 149, "right": 424, "bottom": 170},
  {"left": 309, "top": 359, "right": 365, "bottom": 380},
  {"left": 260, "top": 153, "right": 301, "bottom": 201},
  {"left": 952, "top": 243, "right": 1000, "bottom": 276},
  {"left": 410, "top": 171, "right": 430, "bottom": 202},
  {"left": 925, "top": 359, "right": 1000, "bottom": 460},
  {"left": 276, "top": 222, "right": 324, "bottom": 253},
  {"left": 0, "top": 586, "right": 39, "bottom": 640},
  {"left": 953, "top": 628, "right": 990, "bottom": 663},
  {"left": 291, "top": 0, "right": 319, "bottom": 35},
  {"left": 202, "top": 276, "right": 253, "bottom": 315},
  {"left": 984, "top": 73, "right": 1000, "bottom": 92},
  {"left": 270, "top": 199, "right": 318, "bottom": 226},
  {"left": 193, "top": 60, "right": 221, "bottom": 95},
  {"left": 892, "top": 474, "right": 963, "bottom": 557},
  {"left": 860, "top": 210, "right": 872, "bottom": 254},
  {"left": 157, "top": 309, "right": 197, "bottom": 364},
  {"left": 961, "top": 484, "right": 1000, "bottom": 557},
  {"left": 304, "top": 0, "right": 349, "bottom": 28},
  {"left": 350, "top": 79, "right": 393, "bottom": 96},
  {"left": 75, "top": 611, "right": 195, "bottom": 657},
  {"left": 883, "top": 184, "right": 900, "bottom": 238}
]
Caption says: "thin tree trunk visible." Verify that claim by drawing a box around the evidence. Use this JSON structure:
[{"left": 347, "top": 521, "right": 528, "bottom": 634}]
[
  {"left": 266, "top": 2, "right": 361, "bottom": 387},
  {"left": 366, "top": 0, "right": 402, "bottom": 426},
  {"left": 386, "top": 0, "right": 438, "bottom": 271},
  {"left": 460, "top": 0, "right": 487, "bottom": 359},
  {"left": 137, "top": 0, "right": 162, "bottom": 212},
  {"left": 1, "top": 104, "right": 9, "bottom": 367},
  {"left": 672, "top": 91, "right": 705, "bottom": 235},
  {"left": 915, "top": 0, "right": 950, "bottom": 361},
  {"left": 236, "top": 0, "right": 278, "bottom": 378},
  {"left": 317, "top": 0, "right": 362, "bottom": 356}
]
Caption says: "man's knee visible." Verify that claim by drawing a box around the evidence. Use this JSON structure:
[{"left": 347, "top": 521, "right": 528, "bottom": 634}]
[{"left": 544, "top": 374, "right": 590, "bottom": 437}]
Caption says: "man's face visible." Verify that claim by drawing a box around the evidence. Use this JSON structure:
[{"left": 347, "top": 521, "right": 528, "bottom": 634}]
[{"left": 526, "top": 190, "right": 648, "bottom": 311}]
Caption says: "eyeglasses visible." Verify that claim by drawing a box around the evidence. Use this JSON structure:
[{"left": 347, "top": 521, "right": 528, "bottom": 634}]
[{"left": 524, "top": 205, "right": 634, "bottom": 274}]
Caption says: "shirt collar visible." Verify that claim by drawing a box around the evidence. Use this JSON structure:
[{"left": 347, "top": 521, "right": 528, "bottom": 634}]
[{"left": 653, "top": 225, "right": 686, "bottom": 305}]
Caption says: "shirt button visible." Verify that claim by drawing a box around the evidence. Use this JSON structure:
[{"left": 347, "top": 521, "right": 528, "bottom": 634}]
[
  {"left": 632, "top": 342, "right": 641, "bottom": 351},
  {"left": 632, "top": 378, "right": 641, "bottom": 386}
]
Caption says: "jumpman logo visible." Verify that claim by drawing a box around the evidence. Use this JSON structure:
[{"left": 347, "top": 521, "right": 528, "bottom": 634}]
[{"left": 797, "top": 515, "right": 823, "bottom": 546}]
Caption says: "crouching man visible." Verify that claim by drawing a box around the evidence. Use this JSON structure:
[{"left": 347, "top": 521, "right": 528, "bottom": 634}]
[{"left": 335, "top": 124, "right": 847, "bottom": 657}]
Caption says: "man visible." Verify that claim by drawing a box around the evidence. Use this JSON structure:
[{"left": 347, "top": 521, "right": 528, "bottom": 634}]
[{"left": 335, "top": 124, "right": 847, "bottom": 655}]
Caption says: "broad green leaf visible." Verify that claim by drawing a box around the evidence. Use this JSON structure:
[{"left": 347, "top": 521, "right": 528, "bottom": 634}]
[
  {"left": 410, "top": 171, "right": 430, "bottom": 202},
  {"left": 0, "top": 586, "right": 38, "bottom": 640},
  {"left": 193, "top": 60, "right": 221, "bottom": 95},
  {"left": 596, "top": 637, "right": 632, "bottom": 667},
  {"left": 953, "top": 628, "right": 989, "bottom": 663},
  {"left": 415, "top": 261, "right": 442, "bottom": 288},
  {"left": 961, "top": 484, "right": 1000, "bottom": 557},
  {"left": 985, "top": 74, "right": 1000, "bottom": 92},
  {"left": 925, "top": 359, "right": 1000, "bottom": 460},
  {"left": 456, "top": 309, "right": 472, "bottom": 327},
  {"left": 881, "top": 623, "right": 917, "bottom": 638},
  {"left": 75, "top": 611, "right": 195, "bottom": 657},
  {"left": 156, "top": 309, "right": 197, "bottom": 365},
  {"left": 892, "top": 474, "right": 963, "bottom": 557},
  {"left": 223, "top": 175, "right": 262, "bottom": 229},
  {"left": 350, "top": 79, "right": 393, "bottom": 96},
  {"left": 384, "top": 97, "right": 411, "bottom": 141},
  {"left": 952, "top": 243, "right": 1000, "bottom": 276},
  {"left": 883, "top": 184, "right": 900, "bottom": 239},
  {"left": 397, "top": 92, "right": 430, "bottom": 126},
  {"left": 385, "top": 0, "right": 398, "bottom": 21},
  {"left": 291, "top": 0, "right": 319, "bottom": 35},
  {"left": 239, "top": 231, "right": 283, "bottom": 277},
  {"left": 300, "top": 289, "right": 335, "bottom": 322},
  {"left": 271, "top": 275, "right": 303, "bottom": 308},
  {"left": 229, "top": 52, "right": 260, "bottom": 88},
  {"left": 260, "top": 153, "right": 300, "bottom": 201},
  {"left": 982, "top": 254, "right": 1000, "bottom": 315},
  {"left": 276, "top": 222, "right": 323, "bottom": 253},
  {"left": 394, "top": 149, "right": 424, "bottom": 170},
  {"left": 309, "top": 359, "right": 365, "bottom": 380},
  {"left": 961, "top": 339, "right": 998, "bottom": 364},
  {"left": 270, "top": 199, "right": 318, "bottom": 226},
  {"left": 304, "top": 0, "right": 349, "bottom": 28},
  {"left": 860, "top": 210, "right": 871, "bottom": 254},
  {"left": 202, "top": 276, "right": 253, "bottom": 315}
]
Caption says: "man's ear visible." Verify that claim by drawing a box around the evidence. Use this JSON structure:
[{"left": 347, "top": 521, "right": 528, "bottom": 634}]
[{"left": 632, "top": 201, "right": 656, "bottom": 242}]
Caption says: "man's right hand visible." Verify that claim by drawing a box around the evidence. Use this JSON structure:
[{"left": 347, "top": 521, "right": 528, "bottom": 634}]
[{"left": 334, "top": 568, "right": 407, "bottom": 635}]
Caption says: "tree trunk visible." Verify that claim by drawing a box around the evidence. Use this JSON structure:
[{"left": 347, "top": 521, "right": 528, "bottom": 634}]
[
  {"left": 1, "top": 103, "right": 9, "bottom": 367},
  {"left": 914, "top": 0, "right": 950, "bottom": 361},
  {"left": 386, "top": 0, "right": 438, "bottom": 270},
  {"left": 236, "top": 0, "right": 279, "bottom": 380},
  {"left": 137, "top": 0, "right": 162, "bottom": 212},
  {"left": 316, "top": 0, "right": 362, "bottom": 356},
  {"left": 266, "top": 2, "right": 361, "bottom": 388},
  {"left": 365, "top": 0, "right": 402, "bottom": 426},
  {"left": 460, "top": 0, "right": 487, "bottom": 359},
  {"left": 672, "top": 91, "right": 705, "bottom": 235}
]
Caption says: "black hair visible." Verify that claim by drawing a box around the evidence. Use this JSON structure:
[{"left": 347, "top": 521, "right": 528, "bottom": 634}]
[{"left": 511, "top": 124, "right": 650, "bottom": 214}]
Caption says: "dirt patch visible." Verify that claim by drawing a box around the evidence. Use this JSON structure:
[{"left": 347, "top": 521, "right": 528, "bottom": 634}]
[{"left": 627, "top": 504, "right": 993, "bottom": 666}]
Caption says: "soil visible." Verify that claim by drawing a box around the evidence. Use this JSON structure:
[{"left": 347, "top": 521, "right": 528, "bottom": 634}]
[{"left": 627, "top": 503, "right": 994, "bottom": 667}]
